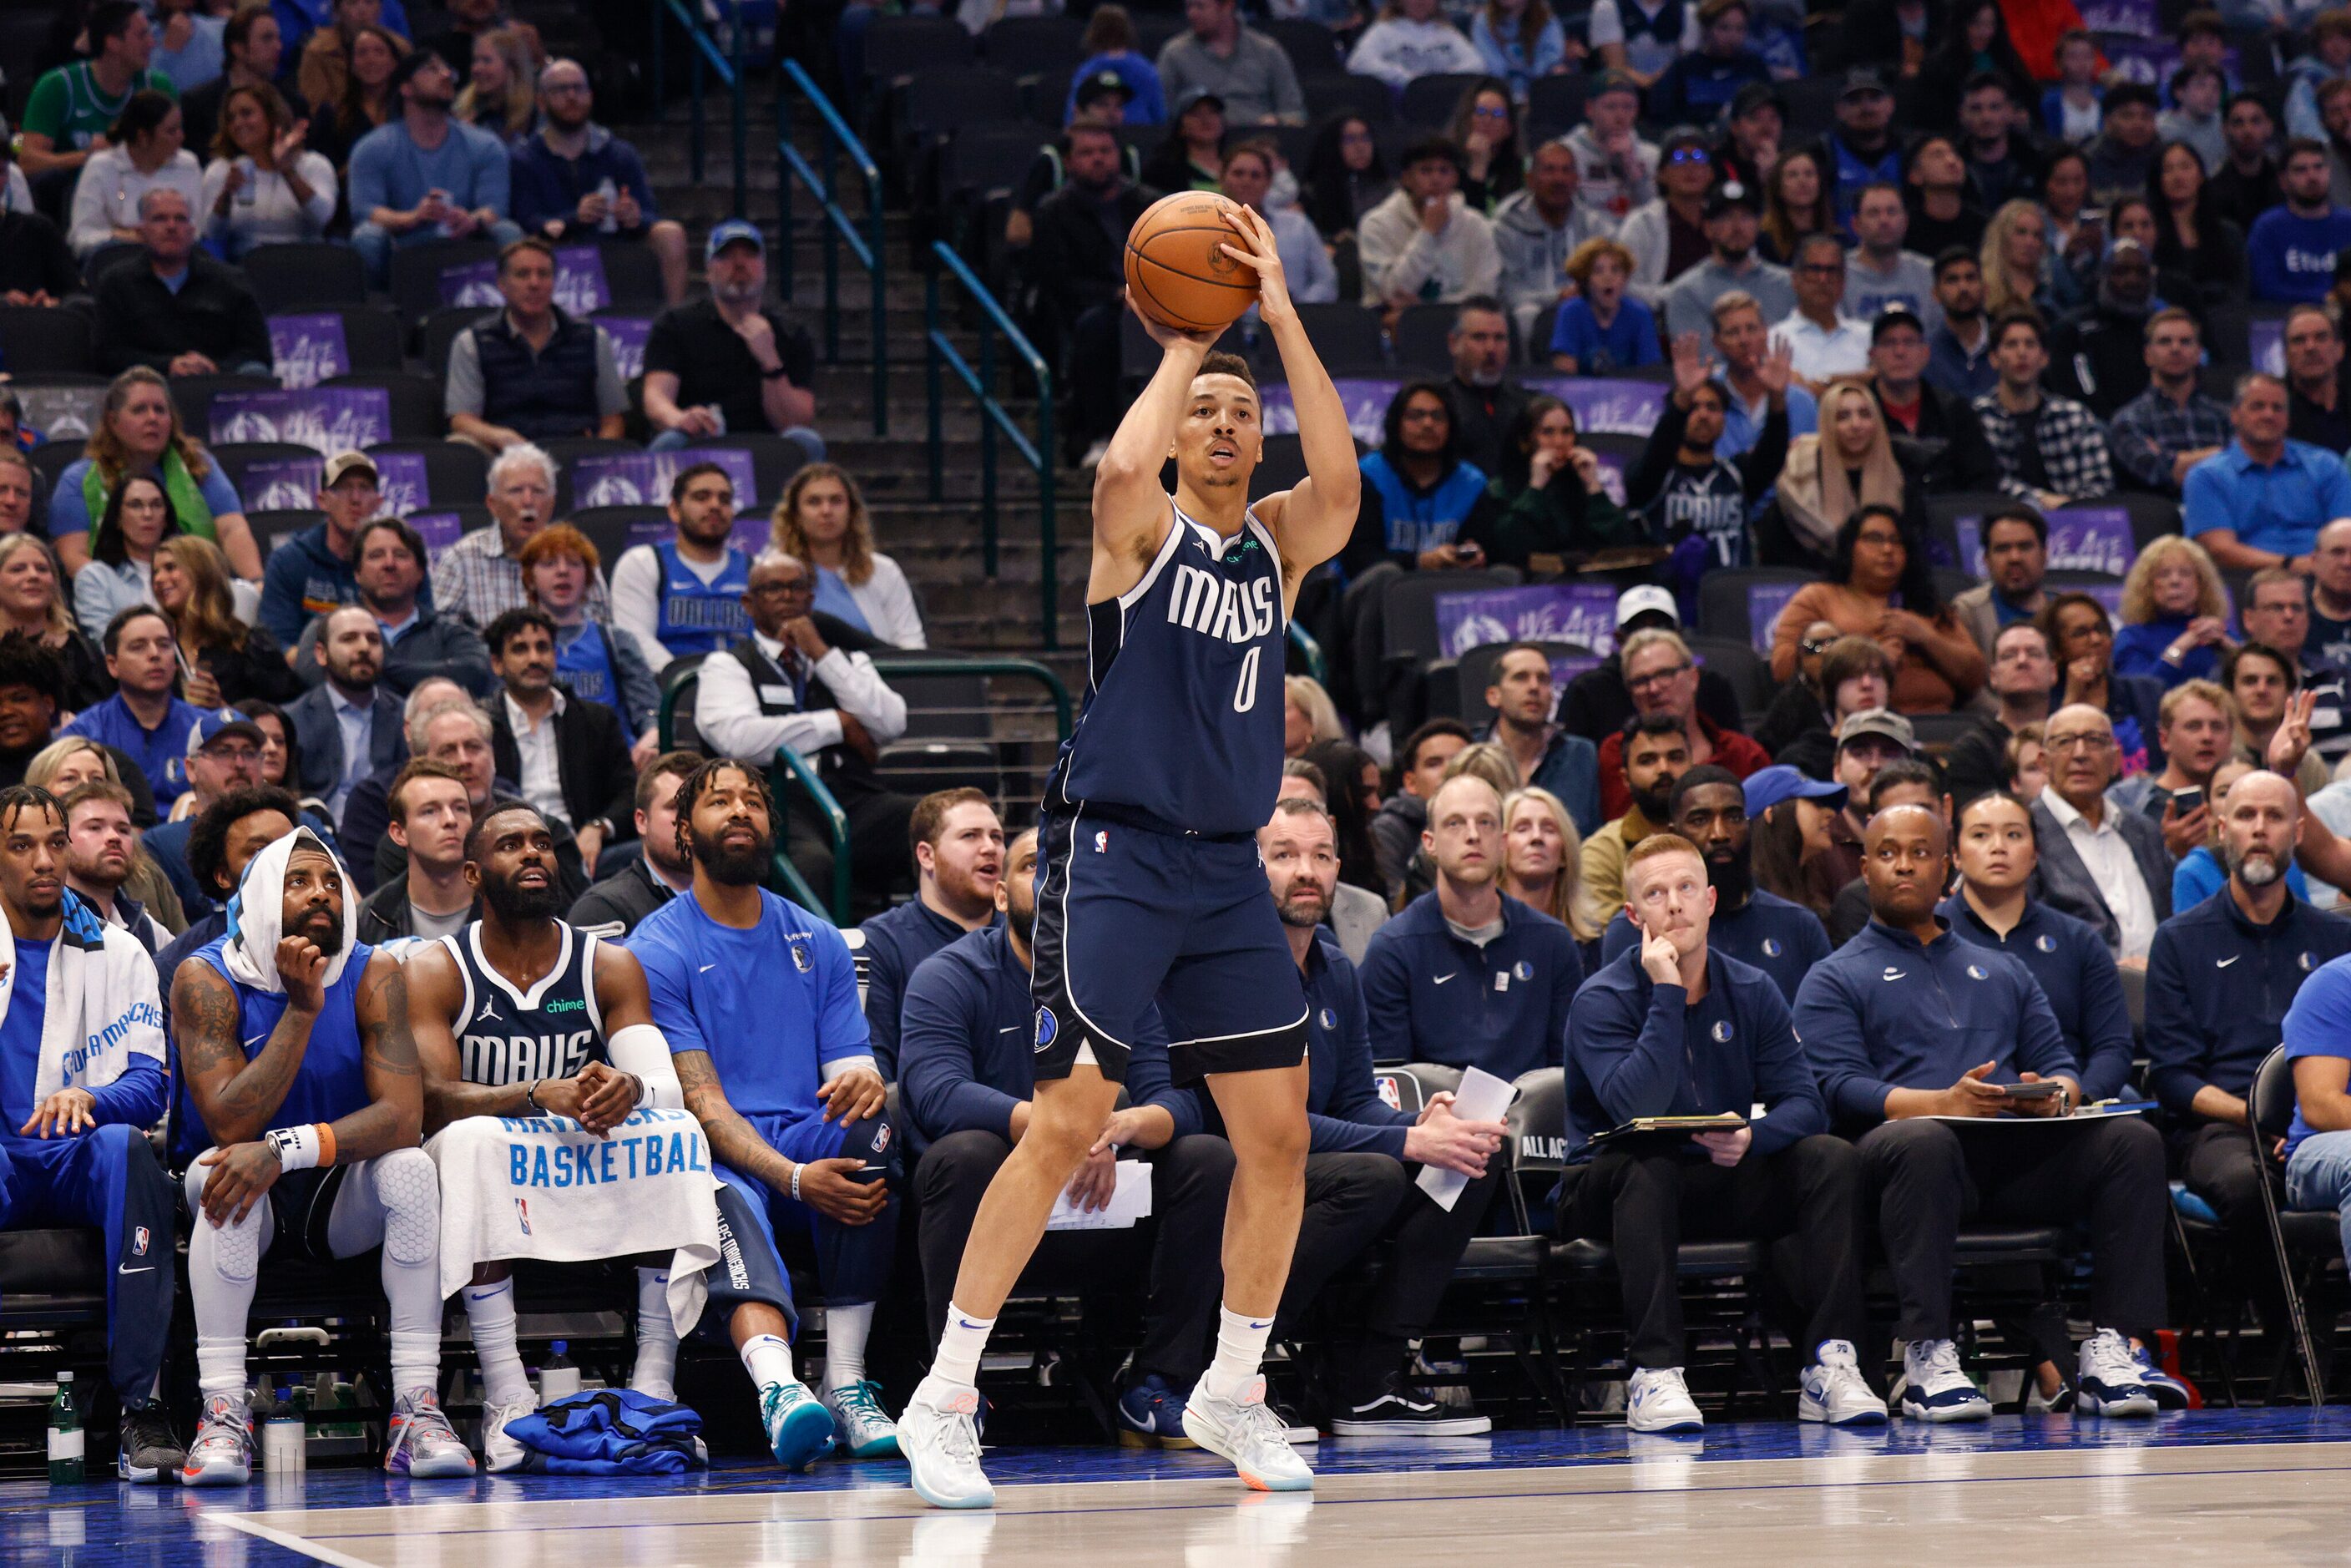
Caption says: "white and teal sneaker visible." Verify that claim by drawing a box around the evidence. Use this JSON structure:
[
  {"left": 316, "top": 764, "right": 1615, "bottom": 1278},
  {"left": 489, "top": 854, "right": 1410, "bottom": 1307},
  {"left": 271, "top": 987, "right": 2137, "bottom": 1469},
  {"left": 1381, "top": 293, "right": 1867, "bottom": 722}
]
[
  {"left": 761, "top": 1378, "right": 836, "bottom": 1472},
  {"left": 825, "top": 1379, "right": 901, "bottom": 1458}
]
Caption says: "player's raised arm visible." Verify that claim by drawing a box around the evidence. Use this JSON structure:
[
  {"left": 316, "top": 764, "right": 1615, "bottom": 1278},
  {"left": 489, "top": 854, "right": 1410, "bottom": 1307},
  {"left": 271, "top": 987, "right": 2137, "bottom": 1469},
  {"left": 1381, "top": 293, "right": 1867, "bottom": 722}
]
[
  {"left": 1094, "top": 303, "right": 1223, "bottom": 569},
  {"left": 1220, "top": 205, "right": 1359, "bottom": 573}
]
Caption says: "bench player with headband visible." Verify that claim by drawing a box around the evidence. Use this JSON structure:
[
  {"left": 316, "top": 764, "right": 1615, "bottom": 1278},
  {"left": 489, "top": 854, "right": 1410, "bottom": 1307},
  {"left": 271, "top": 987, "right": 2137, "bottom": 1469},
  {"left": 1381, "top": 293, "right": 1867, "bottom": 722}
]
[
  {"left": 896, "top": 205, "right": 1363, "bottom": 1508},
  {"left": 408, "top": 802, "right": 807, "bottom": 1471},
  {"left": 172, "top": 827, "right": 477, "bottom": 1485}
]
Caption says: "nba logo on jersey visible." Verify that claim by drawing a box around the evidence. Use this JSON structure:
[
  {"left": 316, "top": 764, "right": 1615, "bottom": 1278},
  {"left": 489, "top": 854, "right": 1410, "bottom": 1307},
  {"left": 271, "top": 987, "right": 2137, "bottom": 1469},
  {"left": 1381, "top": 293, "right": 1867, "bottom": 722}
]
[
  {"left": 515, "top": 1198, "right": 532, "bottom": 1237},
  {"left": 1094, "top": 829, "right": 1109, "bottom": 853},
  {"left": 791, "top": 943, "right": 811, "bottom": 974},
  {"left": 132, "top": 1227, "right": 149, "bottom": 1257}
]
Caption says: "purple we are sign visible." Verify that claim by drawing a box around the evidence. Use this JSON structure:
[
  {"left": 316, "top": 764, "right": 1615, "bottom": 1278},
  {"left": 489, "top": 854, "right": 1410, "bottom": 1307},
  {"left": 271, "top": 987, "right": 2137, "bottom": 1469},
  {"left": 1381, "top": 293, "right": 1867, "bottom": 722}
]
[
  {"left": 600, "top": 316, "right": 653, "bottom": 382},
  {"left": 1524, "top": 377, "right": 1669, "bottom": 437},
  {"left": 406, "top": 512, "right": 468, "bottom": 561},
  {"left": 240, "top": 450, "right": 429, "bottom": 514},
  {"left": 571, "top": 448, "right": 758, "bottom": 508},
  {"left": 436, "top": 247, "right": 611, "bottom": 313},
  {"left": 210, "top": 387, "right": 392, "bottom": 455},
  {"left": 1954, "top": 506, "right": 2136, "bottom": 577},
  {"left": 1433, "top": 583, "right": 1619, "bottom": 659},
  {"left": 1747, "top": 582, "right": 1802, "bottom": 656},
  {"left": 268, "top": 314, "right": 349, "bottom": 389}
]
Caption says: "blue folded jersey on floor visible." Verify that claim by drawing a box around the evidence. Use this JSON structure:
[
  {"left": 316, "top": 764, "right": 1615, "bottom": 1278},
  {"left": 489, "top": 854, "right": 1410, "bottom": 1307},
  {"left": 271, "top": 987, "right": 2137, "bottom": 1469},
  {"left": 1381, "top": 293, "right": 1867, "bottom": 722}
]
[{"left": 506, "top": 1389, "right": 710, "bottom": 1474}]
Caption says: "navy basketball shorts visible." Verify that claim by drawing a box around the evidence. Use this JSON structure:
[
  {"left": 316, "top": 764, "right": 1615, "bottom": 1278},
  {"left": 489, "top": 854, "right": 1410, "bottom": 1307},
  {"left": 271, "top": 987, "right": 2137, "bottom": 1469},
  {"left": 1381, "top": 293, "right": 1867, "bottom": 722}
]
[{"left": 1031, "top": 807, "right": 1308, "bottom": 1085}]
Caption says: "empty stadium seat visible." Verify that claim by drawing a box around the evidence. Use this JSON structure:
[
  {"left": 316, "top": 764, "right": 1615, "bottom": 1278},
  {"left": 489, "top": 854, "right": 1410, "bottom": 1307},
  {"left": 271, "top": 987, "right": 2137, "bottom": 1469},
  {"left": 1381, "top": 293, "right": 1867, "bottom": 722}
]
[
  {"left": 361, "top": 439, "right": 488, "bottom": 508},
  {"left": 1261, "top": 18, "right": 1342, "bottom": 76},
  {"left": 388, "top": 239, "right": 504, "bottom": 324},
  {"left": 982, "top": 14, "right": 1084, "bottom": 73},
  {"left": 1696, "top": 566, "right": 1818, "bottom": 648},
  {"left": 319, "top": 372, "right": 443, "bottom": 442},
  {"left": 569, "top": 504, "right": 670, "bottom": 572},
  {"left": 1399, "top": 72, "right": 1485, "bottom": 127},
  {"left": 596, "top": 240, "right": 668, "bottom": 311},
  {"left": 0, "top": 306, "right": 94, "bottom": 376},
  {"left": 1290, "top": 302, "right": 1388, "bottom": 374},
  {"left": 239, "top": 242, "right": 370, "bottom": 309},
  {"left": 171, "top": 372, "right": 277, "bottom": 443},
  {"left": 253, "top": 508, "right": 328, "bottom": 558}
]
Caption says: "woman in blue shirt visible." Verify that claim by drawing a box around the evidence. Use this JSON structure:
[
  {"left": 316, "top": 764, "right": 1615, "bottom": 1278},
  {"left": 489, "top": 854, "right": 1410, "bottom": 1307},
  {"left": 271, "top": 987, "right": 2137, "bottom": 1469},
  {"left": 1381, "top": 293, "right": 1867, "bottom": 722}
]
[
  {"left": 48, "top": 367, "right": 260, "bottom": 582},
  {"left": 1472, "top": 0, "right": 1568, "bottom": 103},
  {"left": 2112, "top": 536, "right": 2235, "bottom": 690},
  {"left": 1549, "top": 235, "right": 1661, "bottom": 373}
]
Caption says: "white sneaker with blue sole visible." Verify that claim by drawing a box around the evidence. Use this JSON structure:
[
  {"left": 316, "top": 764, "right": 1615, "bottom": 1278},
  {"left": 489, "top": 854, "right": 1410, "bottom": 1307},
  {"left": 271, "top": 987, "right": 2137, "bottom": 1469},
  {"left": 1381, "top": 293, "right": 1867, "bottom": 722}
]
[
  {"left": 1899, "top": 1339, "right": 1991, "bottom": 1423},
  {"left": 1626, "top": 1367, "right": 1704, "bottom": 1434},
  {"left": 761, "top": 1378, "right": 837, "bottom": 1471},
  {"left": 898, "top": 1378, "right": 995, "bottom": 1510},
  {"left": 2076, "top": 1328, "right": 2158, "bottom": 1417},
  {"left": 1798, "top": 1340, "right": 1888, "bottom": 1425}
]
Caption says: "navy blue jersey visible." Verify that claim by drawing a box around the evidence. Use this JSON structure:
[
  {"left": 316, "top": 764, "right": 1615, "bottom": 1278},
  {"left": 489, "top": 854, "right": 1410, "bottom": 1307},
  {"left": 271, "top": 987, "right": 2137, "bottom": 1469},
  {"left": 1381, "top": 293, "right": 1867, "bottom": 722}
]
[
  {"left": 442, "top": 918, "right": 608, "bottom": 1087},
  {"left": 1048, "top": 503, "right": 1287, "bottom": 837}
]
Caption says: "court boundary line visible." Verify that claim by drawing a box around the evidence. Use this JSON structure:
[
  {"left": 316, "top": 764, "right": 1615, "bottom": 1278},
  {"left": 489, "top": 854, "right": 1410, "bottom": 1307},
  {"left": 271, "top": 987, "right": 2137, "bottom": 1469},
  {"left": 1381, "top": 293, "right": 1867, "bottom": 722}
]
[
  {"left": 227, "top": 1448, "right": 2351, "bottom": 1552},
  {"left": 213, "top": 1510, "right": 382, "bottom": 1568}
]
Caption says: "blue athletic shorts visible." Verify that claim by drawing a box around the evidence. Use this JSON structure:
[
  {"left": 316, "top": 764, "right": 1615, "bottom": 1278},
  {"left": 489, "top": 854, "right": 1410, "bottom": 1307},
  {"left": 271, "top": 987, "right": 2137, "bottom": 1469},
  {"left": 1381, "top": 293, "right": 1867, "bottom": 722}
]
[{"left": 1029, "top": 807, "right": 1307, "bottom": 1086}]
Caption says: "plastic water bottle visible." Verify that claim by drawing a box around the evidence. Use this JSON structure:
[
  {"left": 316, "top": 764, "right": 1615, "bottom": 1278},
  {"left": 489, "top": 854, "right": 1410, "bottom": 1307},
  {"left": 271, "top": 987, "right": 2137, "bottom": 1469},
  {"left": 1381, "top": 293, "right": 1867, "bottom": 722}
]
[
  {"left": 539, "top": 1342, "right": 581, "bottom": 1402},
  {"left": 46, "top": 1372, "right": 82, "bottom": 1485},
  {"left": 594, "top": 179, "right": 619, "bottom": 235},
  {"left": 235, "top": 157, "right": 258, "bottom": 207},
  {"left": 264, "top": 1384, "right": 306, "bottom": 1473}
]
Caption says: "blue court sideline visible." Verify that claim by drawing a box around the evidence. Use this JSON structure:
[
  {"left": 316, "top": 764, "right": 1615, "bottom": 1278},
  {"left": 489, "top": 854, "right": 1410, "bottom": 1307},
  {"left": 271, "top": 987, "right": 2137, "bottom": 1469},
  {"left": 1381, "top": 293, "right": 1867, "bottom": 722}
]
[{"left": 16, "top": 1407, "right": 2351, "bottom": 1566}]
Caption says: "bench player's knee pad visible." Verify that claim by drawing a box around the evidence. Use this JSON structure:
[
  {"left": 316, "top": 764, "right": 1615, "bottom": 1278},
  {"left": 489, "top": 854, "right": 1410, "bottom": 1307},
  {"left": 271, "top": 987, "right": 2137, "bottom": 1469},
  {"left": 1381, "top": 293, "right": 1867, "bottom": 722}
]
[{"left": 370, "top": 1147, "right": 440, "bottom": 1267}]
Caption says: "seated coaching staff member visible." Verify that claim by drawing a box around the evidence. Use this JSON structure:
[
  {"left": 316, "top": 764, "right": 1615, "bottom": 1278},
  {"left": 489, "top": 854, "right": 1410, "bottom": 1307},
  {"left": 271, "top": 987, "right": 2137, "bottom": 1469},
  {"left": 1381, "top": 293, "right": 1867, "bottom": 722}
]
[
  {"left": 1359, "top": 773, "right": 1580, "bottom": 1079},
  {"left": 1600, "top": 765, "right": 1831, "bottom": 1005},
  {"left": 1940, "top": 790, "right": 2136, "bottom": 1102},
  {"left": 1793, "top": 802, "right": 2172, "bottom": 1422},
  {"left": 858, "top": 788, "right": 1003, "bottom": 1082},
  {"left": 1565, "top": 833, "right": 1883, "bottom": 1435},
  {"left": 2146, "top": 769, "right": 2351, "bottom": 1318}
]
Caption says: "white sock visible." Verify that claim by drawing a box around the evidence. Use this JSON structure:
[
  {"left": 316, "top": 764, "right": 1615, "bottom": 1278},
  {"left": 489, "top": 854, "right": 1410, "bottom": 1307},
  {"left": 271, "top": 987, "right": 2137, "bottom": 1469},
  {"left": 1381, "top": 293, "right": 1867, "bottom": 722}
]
[
  {"left": 740, "top": 1333, "right": 796, "bottom": 1392},
  {"left": 928, "top": 1302, "right": 995, "bottom": 1391},
  {"left": 631, "top": 1268, "right": 680, "bottom": 1401},
  {"left": 1204, "top": 1305, "right": 1273, "bottom": 1402},
  {"left": 195, "top": 1338, "right": 247, "bottom": 1402},
  {"left": 821, "top": 1302, "right": 874, "bottom": 1396},
  {"left": 463, "top": 1277, "right": 533, "bottom": 1409}
]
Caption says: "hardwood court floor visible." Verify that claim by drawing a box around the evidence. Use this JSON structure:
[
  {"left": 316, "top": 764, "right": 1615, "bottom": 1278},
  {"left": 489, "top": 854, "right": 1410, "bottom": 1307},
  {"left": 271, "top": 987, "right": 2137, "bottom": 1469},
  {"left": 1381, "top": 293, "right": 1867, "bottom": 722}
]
[{"left": 18, "top": 1410, "right": 2351, "bottom": 1566}]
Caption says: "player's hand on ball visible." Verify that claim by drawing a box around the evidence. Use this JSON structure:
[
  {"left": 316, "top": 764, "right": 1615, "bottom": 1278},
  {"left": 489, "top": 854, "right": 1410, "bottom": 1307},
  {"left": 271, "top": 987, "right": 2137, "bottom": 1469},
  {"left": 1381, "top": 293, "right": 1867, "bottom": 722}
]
[
  {"left": 1128, "top": 291, "right": 1221, "bottom": 353},
  {"left": 1216, "top": 204, "right": 1291, "bottom": 319},
  {"left": 817, "top": 1065, "right": 887, "bottom": 1125},
  {"left": 199, "top": 1141, "right": 285, "bottom": 1225},
  {"left": 796, "top": 1156, "right": 887, "bottom": 1224}
]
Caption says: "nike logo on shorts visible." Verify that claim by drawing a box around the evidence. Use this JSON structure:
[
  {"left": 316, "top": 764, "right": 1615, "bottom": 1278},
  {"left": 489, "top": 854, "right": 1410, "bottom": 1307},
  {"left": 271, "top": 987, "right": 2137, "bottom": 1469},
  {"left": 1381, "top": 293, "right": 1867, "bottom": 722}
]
[
  {"left": 700, "top": 964, "right": 719, "bottom": 973},
  {"left": 2217, "top": 956, "right": 2240, "bottom": 968},
  {"left": 1433, "top": 973, "right": 1457, "bottom": 985},
  {"left": 118, "top": 1265, "right": 154, "bottom": 1276}
]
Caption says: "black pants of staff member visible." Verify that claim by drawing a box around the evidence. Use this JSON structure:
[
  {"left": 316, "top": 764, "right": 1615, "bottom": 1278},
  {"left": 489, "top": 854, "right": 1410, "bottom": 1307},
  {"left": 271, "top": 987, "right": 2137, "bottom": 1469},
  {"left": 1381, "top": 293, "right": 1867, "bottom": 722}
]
[
  {"left": 909, "top": 1128, "right": 1235, "bottom": 1380},
  {"left": 1557, "top": 1133, "right": 1869, "bottom": 1372},
  {"left": 2174, "top": 1120, "right": 2290, "bottom": 1327},
  {"left": 1856, "top": 1115, "right": 2170, "bottom": 1346},
  {"left": 1141, "top": 1144, "right": 1415, "bottom": 1386}
]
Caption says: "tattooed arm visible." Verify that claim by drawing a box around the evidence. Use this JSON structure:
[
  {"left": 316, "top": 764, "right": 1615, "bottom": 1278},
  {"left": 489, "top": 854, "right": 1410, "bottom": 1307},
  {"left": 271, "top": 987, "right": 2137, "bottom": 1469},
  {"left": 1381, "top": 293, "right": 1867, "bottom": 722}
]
[
  {"left": 674, "top": 1049, "right": 800, "bottom": 1191},
  {"left": 341, "top": 950, "right": 425, "bottom": 1157},
  {"left": 173, "top": 957, "right": 313, "bottom": 1148}
]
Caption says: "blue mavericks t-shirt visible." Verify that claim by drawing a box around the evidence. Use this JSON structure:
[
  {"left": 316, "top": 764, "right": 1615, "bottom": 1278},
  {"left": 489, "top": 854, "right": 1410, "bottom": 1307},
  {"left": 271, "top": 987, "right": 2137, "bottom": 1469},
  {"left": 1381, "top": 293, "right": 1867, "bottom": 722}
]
[
  {"left": 2283, "top": 951, "right": 2351, "bottom": 1156},
  {"left": 627, "top": 888, "right": 868, "bottom": 1122},
  {"left": 171, "top": 938, "right": 377, "bottom": 1165},
  {"left": 0, "top": 937, "right": 53, "bottom": 1132}
]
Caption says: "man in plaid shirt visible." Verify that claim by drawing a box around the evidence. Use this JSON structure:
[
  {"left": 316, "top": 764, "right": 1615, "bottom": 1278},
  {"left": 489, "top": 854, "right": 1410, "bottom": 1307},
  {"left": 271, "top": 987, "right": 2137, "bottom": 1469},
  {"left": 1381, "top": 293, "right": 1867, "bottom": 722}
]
[
  {"left": 1972, "top": 310, "right": 2116, "bottom": 508},
  {"left": 2108, "top": 309, "right": 2232, "bottom": 497},
  {"left": 429, "top": 443, "right": 613, "bottom": 631}
]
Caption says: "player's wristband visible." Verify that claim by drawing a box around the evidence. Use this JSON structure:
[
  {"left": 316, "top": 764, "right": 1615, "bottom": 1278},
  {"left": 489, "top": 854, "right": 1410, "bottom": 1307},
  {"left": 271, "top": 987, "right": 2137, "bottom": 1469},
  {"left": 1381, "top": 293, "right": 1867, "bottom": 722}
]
[
  {"left": 524, "top": 1080, "right": 544, "bottom": 1115},
  {"left": 264, "top": 1123, "right": 331, "bottom": 1171},
  {"left": 789, "top": 1162, "right": 803, "bottom": 1202}
]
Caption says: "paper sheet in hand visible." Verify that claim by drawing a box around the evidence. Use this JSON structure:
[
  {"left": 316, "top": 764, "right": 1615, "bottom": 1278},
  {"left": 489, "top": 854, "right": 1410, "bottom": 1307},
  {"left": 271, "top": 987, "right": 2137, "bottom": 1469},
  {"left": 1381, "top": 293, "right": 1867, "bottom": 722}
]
[
  {"left": 1416, "top": 1066, "right": 1515, "bottom": 1212},
  {"left": 1045, "top": 1159, "right": 1153, "bottom": 1231}
]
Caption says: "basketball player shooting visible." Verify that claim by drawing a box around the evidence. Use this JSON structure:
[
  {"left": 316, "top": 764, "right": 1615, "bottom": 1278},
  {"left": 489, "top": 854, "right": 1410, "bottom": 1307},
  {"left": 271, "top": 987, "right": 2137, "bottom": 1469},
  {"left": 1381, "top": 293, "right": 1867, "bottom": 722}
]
[{"left": 896, "top": 206, "right": 1360, "bottom": 1509}]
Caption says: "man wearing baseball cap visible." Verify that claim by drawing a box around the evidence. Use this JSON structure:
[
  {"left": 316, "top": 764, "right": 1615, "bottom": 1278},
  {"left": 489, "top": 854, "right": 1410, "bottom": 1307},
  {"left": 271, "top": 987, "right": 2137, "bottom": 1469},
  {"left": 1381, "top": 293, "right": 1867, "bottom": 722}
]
[
  {"left": 1824, "top": 67, "right": 1902, "bottom": 227},
  {"left": 1007, "top": 83, "right": 1145, "bottom": 252},
  {"left": 1868, "top": 306, "right": 2000, "bottom": 494},
  {"left": 1662, "top": 182, "right": 1793, "bottom": 341},
  {"left": 258, "top": 451, "right": 386, "bottom": 647},
  {"left": 140, "top": 710, "right": 268, "bottom": 915},
  {"left": 1565, "top": 71, "right": 1660, "bottom": 226},
  {"left": 1560, "top": 586, "right": 1747, "bottom": 742},
  {"left": 1621, "top": 127, "right": 1718, "bottom": 306},
  {"left": 346, "top": 48, "right": 523, "bottom": 287},
  {"left": 1805, "top": 707, "right": 1918, "bottom": 913},
  {"left": 640, "top": 219, "right": 824, "bottom": 466}
]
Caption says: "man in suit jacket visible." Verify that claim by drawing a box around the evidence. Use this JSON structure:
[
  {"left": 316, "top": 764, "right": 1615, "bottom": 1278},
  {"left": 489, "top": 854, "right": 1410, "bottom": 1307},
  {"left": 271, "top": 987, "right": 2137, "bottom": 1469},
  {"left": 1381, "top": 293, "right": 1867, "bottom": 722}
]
[
  {"left": 483, "top": 608, "right": 638, "bottom": 878},
  {"left": 286, "top": 606, "right": 408, "bottom": 823},
  {"left": 2030, "top": 703, "right": 2173, "bottom": 961}
]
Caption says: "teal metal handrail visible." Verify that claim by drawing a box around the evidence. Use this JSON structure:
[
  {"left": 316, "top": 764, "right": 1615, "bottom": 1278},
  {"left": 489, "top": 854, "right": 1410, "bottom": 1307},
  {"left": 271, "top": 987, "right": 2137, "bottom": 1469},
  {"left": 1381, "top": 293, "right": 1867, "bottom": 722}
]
[
  {"left": 779, "top": 60, "right": 887, "bottom": 437},
  {"left": 924, "top": 240, "right": 1059, "bottom": 649},
  {"left": 769, "top": 746, "right": 852, "bottom": 924},
  {"left": 866, "top": 655, "right": 1075, "bottom": 740},
  {"left": 649, "top": 0, "right": 746, "bottom": 216}
]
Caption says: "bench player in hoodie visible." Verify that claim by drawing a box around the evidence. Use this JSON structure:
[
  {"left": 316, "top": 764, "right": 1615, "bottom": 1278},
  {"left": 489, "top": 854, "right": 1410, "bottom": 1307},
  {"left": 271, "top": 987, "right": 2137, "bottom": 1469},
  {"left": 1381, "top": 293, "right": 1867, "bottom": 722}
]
[
  {"left": 171, "top": 827, "right": 477, "bottom": 1485},
  {"left": 408, "top": 802, "right": 806, "bottom": 1471}
]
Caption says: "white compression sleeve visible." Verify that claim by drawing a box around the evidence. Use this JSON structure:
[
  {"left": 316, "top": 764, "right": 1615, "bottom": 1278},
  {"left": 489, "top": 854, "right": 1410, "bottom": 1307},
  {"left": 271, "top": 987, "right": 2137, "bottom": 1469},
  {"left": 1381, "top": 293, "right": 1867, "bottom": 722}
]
[{"left": 609, "top": 1024, "right": 684, "bottom": 1110}]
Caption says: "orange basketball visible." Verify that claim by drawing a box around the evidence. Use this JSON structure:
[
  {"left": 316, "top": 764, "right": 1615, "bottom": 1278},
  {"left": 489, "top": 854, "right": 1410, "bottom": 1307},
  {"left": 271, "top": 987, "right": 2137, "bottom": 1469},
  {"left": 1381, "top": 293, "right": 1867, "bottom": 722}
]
[{"left": 1124, "top": 192, "right": 1260, "bottom": 335}]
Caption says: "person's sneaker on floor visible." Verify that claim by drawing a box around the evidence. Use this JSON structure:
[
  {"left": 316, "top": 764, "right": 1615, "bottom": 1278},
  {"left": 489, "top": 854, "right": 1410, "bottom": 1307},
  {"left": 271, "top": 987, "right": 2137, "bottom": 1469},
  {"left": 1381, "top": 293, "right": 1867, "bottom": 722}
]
[
  {"left": 1182, "top": 1374, "right": 1315, "bottom": 1491},
  {"left": 2075, "top": 1328, "right": 2158, "bottom": 1417},
  {"left": 1626, "top": 1367, "right": 1703, "bottom": 1434},
  {"left": 179, "top": 1394, "right": 253, "bottom": 1486},
  {"left": 117, "top": 1401, "right": 185, "bottom": 1483},
  {"left": 761, "top": 1378, "right": 837, "bottom": 1471},
  {"left": 1115, "top": 1373, "right": 1198, "bottom": 1449},
  {"left": 479, "top": 1393, "right": 538, "bottom": 1474},
  {"left": 1898, "top": 1340, "right": 1991, "bottom": 1423},
  {"left": 897, "top": 1378, "right": 994, "bottom": 1510},
  {"left": 386, "top": 1388, "right": 478, "bottom": 1478},
  {"left": 2131, "top": 1343, "right": 2192, "bottom": 1410},
  {"left": 825, "top": 1379, "right": 901, "bottom": 1458},
  {"left": 1263, "top": 1388, "right": 1318, "bottom": 1444},
  {"left": 2025, "top": 1376, "right": 2076, "bottom": 1414},
  {"left": 1797, "top": 1339, "right": 1888, "bottom": 1426},
  {"left": 1330, "top": 1369, "right": 1493, "bottom": 1437}
]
